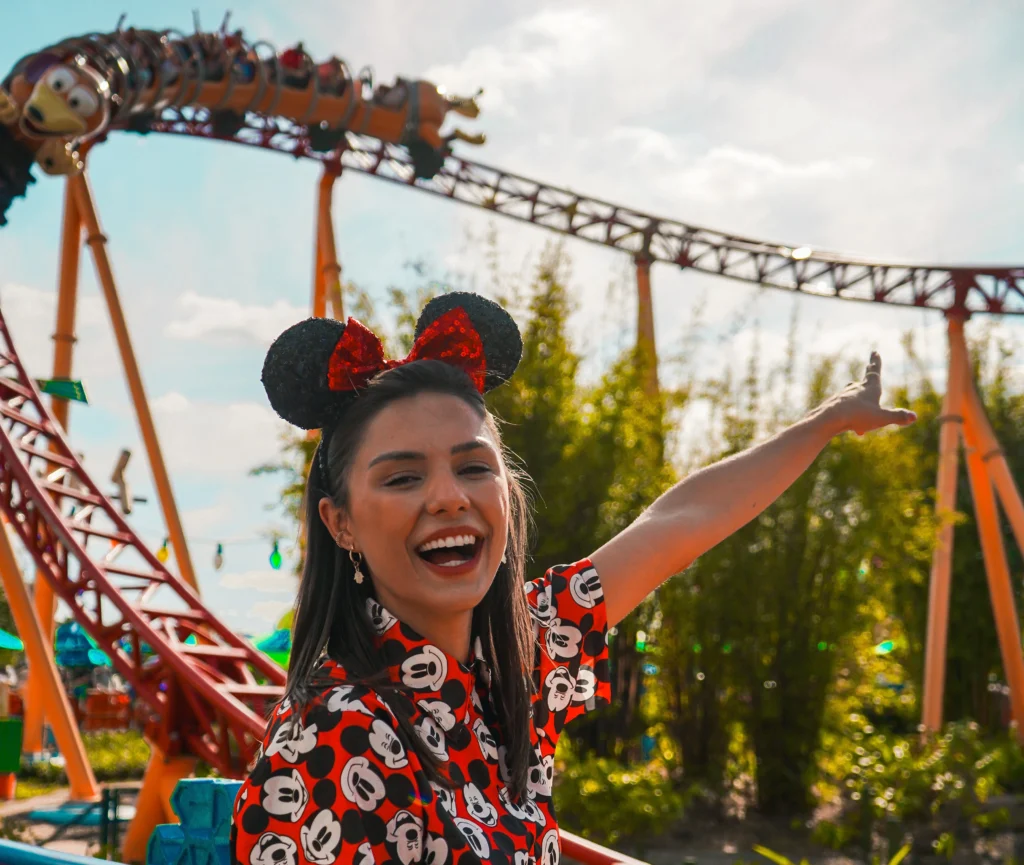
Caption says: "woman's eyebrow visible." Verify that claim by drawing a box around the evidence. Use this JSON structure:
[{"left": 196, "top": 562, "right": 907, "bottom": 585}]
[{"left": 368, "top": 441, "right": 488, "bottom": 468}]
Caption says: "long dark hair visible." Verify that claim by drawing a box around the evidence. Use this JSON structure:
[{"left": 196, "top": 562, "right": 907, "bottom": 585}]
[{"left": 284, "top": 359, "right": 535, "bottom": 798}]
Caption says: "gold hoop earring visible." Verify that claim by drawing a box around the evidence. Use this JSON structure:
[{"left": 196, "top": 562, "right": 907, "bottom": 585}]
[{"left": 349, "top": 549, "right": 365, "bottom": 585}]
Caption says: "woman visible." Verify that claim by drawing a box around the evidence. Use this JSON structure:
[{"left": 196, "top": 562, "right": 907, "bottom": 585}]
[{"left": 232, "top": 292, "right": 914, "bottom": 865}]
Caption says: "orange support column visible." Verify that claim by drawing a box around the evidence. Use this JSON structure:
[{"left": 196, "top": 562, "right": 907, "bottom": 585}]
[
  {"left": 634, "top": 255, "right": 658, "bottom": 395},
  {"left": 24, "top": 179, "right": 83, "bottom": 754},
  {"left": 318, "top": 166, "right": 344, "bottom": 321},
  {"left": 70, "top": 171, "right": 199, "bottom": 594},
  {"left": 0, "top": 522, "right": 98, "bottom": 801},
  {"left": 921, "top": 313, "right": 969, "bottom": 731},
  {"left": 962, "top": 398, "right": 1024, "bottom": 737},
  {"left": 121, "top": 746, "right": 196, "bottom": 864},
  {"left": 962, "top": 380, "right": 1024, "bottom": 561}
]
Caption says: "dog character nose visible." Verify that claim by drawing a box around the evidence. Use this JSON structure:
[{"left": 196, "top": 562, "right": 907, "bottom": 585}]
[{"left": 27, "top": 105, "right": 44, "bottom": 123}]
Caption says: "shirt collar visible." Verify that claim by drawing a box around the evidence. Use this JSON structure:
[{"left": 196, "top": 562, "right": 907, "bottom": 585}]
[{"left": 323, "top": 596, "right": 486, "bottom": 728}]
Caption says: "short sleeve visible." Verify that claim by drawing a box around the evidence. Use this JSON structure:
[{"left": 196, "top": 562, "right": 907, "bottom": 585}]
[
  {"left": 525, "top": 558, "right": 611, "bottom": 740},
  {"left": 232, "top": 684, "right": 433, "bottom": 865}
]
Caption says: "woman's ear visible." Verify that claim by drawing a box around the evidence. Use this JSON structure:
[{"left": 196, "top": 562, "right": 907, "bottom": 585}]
[{"left": 318, "top": 497, "right": 355, "bottom": 549}]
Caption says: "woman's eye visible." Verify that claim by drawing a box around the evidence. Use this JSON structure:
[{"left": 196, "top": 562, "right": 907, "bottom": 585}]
[
  {"left": 460, "top": 464, "right": 492, "bottom": 476},
  {"left": 384, "top": 474, "right": 419, "bottom": 487}
]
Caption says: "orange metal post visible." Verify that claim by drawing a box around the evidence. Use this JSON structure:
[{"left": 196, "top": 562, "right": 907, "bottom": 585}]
[
  {"left": 24, "top": 180, "right": 83, "bottom": 754},
  {"left": 318, "top": 167, "right": 344, "bottom": 321},
  {"left": 921, "top": 314, "right": 969, "bottom": 731},
  {"left": 0, "top": 521, "right": 99, "bottom": 801},
  {"left": 962, "top": 400, "right": 1024, "bottom": 736},
  {"left": 121, "top": 746, "right": 197, "bottom": 863},
  {"left": 70, "top": 172, "right": 199, "bottom": 594},
  {"left": 962, "top": 379, "right": 1024, "bottom": 561},
  {"left": 312, "top": 230, "right": 326, "bottom": 318},
  {"left": 634, "top": 256, "right": 658, "bottom": 394}
]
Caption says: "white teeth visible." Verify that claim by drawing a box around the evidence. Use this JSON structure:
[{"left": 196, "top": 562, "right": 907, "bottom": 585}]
[{"left": 417, "top": 534, "right": 478, "bottom": 552}]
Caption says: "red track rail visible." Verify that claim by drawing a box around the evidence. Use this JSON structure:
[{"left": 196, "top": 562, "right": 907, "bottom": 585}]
[
  {"left": 0, "top": 306, "right": 283, "bottom": 774},
  {"left": 142, "top": 107, "right": 1024, "bottom": 317}
]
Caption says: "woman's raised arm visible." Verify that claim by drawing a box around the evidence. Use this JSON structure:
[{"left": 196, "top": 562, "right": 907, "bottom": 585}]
[{"left": 591, "top": 353, "right": 916, "bottom": 626}]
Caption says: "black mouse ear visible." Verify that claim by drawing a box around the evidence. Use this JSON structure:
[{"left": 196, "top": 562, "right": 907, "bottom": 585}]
[
  {"left": 413, "top": 292, "right": 522, "bottom": 393},
  {"left": 261, "top": 317, "right": 356, "bottom": 430}
]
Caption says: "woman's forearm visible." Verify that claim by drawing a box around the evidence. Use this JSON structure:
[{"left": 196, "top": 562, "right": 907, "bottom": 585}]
[{"left": 648, "top": 406, "right": 841, "bottom": 566}]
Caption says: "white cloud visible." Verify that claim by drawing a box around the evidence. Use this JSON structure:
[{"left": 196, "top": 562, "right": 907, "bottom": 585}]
[
  {"left": 151, "top": 392, "right": 288, "bottom": 477},
  {"left": 219, "top": 570, "right": 294, "bottom": 594},
  {"left": 165, "top": 291, "right": 308, "bottom": 346},
  {"left": 424, "top": 7, "right": 611, "bottom": 114}
]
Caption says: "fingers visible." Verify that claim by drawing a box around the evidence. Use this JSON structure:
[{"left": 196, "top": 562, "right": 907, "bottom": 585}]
[
  {"left": 883, "top": 407, "right": 916, "bottom": 427},
  {"left": 865, "top": 351, "right": 881, "bottom": 380}
]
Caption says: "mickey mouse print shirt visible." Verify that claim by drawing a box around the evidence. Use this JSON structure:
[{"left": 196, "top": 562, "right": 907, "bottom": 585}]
[{"left": 232, "top": 558, "right": 610, "bottom": 865}]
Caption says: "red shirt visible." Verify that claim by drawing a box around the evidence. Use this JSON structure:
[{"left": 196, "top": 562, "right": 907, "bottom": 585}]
[{"left": 232, "top": 559, "right": 610, "bottom": 865}]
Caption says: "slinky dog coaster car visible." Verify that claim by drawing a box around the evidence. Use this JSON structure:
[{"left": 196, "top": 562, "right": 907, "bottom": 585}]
[{"left": 0, "top": 22, "right": 486, "bottom": 224}]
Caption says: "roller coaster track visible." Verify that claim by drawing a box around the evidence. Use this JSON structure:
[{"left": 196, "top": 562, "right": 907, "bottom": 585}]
[
  {"left": 1, "top": 18, "right": 1022, "bottom": 789},
  {"left": 0, "top": 304, "right": 284, "bottom": 774},
  {"left": 146, "top": 109, "right": 1024, "bottom": 317}
]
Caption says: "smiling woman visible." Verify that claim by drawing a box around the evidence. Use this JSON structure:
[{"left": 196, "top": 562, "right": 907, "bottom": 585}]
[{"left": 233, "top": 290, "right": 915, "bottom": 865}]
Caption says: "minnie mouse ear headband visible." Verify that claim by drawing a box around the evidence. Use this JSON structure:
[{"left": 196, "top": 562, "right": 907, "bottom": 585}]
[{"left": 261, "top": 291, "right": 523, "bottom": 433}]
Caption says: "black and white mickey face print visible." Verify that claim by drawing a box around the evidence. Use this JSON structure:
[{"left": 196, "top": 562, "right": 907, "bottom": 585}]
[
  {"left": 463, "top": 782, "right": 498, "bottom": 827},
  {"left": 326, "top": 685, "right": 373, "bottom": 717},
  {"left": 261, "top": 768, "right": 309, "bottom": 822},
  {"left": 402, "top": 645, "right": 447, "bottom": 690},
  {"left": 417, "top": 698, "right": 457, "bottom": 732},
  {"left": 498, "top": 786, "right": 530, "bottom": 821},
  {"left": 300, "top": 809, "right": 342, "bottom": 865},
  {"left": 431, "top": 781, "right": 457, "bottom": 817},
  {"left": 526, "top": 582, "right": 555, "bottom": 626},
  {"left": 366, "top": 598, "right": 397, "bottom": 635},
  {"left": 572, "top": 668, "right": 597, "bottom": 704},
  {"left": 369, "top": 717, "right": 408, "bottom": 768},
  {"left": 473, "top": 718, "right": 499, "bottom": 761},
  {"left": 415, "top": 715, "right": 449, "bottom": 761},
  {"left": 387, "top": 809, "right": 424, "bottom": 865},
  {"left": 544, "top": 619, "right": 582, "bottom": 661},
  {"left": 353, "top": 841, "right": 373, "bottom": 865},
  {"left": 527, "top": 753, "right": 554, "bottom": 799},
  {"left": 250, "top": 832, "right": 298, "bottom": 865},
  {"left": 521, "top": 794, "right": 545, "bottom": 827},
  {"left": 425, "top": 832, "right": 450, "bottom": 865},
  {"left": 544, "top": 667, "right": 575, "bottom": 713},
  {"left": 497, "top": 746, "right": 510, "bottom": 784},
  {"left": 340, "top": 756, "right": 386, "bottom": 811},
  {"left": 265, "top": 718, "right": 319, "bottom": 764},
  {"left": 234, "top": 560, "right": 612, "bottom": 865},
  {"left": 541, "top": 830, "right": 560, "bottom": 865},
  {"left": 455, "top": 817, "right": 491, "bottom": 860},
  {"left": 569, "top": 568, "right": 603, "bottom": 609}
]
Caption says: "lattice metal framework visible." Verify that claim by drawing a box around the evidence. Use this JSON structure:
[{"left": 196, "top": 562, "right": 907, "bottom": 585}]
[
  {"left": 141, "top": 107, "right": 1024, "bottom": 317},
  {"left": 0, "top": 305, "right": 284, "bottom": 773}
]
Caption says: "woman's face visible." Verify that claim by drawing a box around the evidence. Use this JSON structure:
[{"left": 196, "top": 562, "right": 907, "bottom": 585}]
[{"left": 321, "top": 392, "right": 510, "bottom": 638}]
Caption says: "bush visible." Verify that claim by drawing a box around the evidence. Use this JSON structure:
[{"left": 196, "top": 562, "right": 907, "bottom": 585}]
[
  {"left": 553, "top": 741, "right": 683, "bottom": 848},
  {"left": 814, "top": 713, "right": 1024, "bottom": 852},
  {"left": 21, "top": 730, "right": 150, "bottom": 783}
]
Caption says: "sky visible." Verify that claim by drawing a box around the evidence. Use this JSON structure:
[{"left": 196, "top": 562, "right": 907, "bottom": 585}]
[{"left": 0, "top": 1, "right": 1022, "bottom": 638}]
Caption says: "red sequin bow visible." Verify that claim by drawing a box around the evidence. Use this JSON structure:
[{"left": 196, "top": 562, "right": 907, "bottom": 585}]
[{"left": 327, "top": 307, "right": 487, "bottom": 393}]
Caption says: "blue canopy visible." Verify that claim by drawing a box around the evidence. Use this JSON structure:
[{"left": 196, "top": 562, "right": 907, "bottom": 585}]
[{"left": 0, "top": 629, "right": 22, "bottom": 651}]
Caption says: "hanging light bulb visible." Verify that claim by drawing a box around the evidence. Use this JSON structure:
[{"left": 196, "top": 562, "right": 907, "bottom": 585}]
[
  {"left": 156, "top": 537, "right": 170, "bottom": 563},
  {"left": 213, "top": 543, "right": 224, "bottom": 570},
  {"left": 269, "top": 540, "right": 282, "bottom": 570}
]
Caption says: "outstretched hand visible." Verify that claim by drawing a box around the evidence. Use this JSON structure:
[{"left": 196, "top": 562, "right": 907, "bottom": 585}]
[{"left": 822, "top": 352, "right": 917, "bottom": 436}]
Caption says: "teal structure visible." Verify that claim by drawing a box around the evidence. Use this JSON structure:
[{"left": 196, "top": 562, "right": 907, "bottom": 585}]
[{"left": 147, "top": 778, "right": 242, "bottom": 865}]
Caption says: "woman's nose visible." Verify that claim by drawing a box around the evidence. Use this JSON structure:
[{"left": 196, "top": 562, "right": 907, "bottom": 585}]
[{"left": 425, "top": 470, "right": 470, "bottom": 513}]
